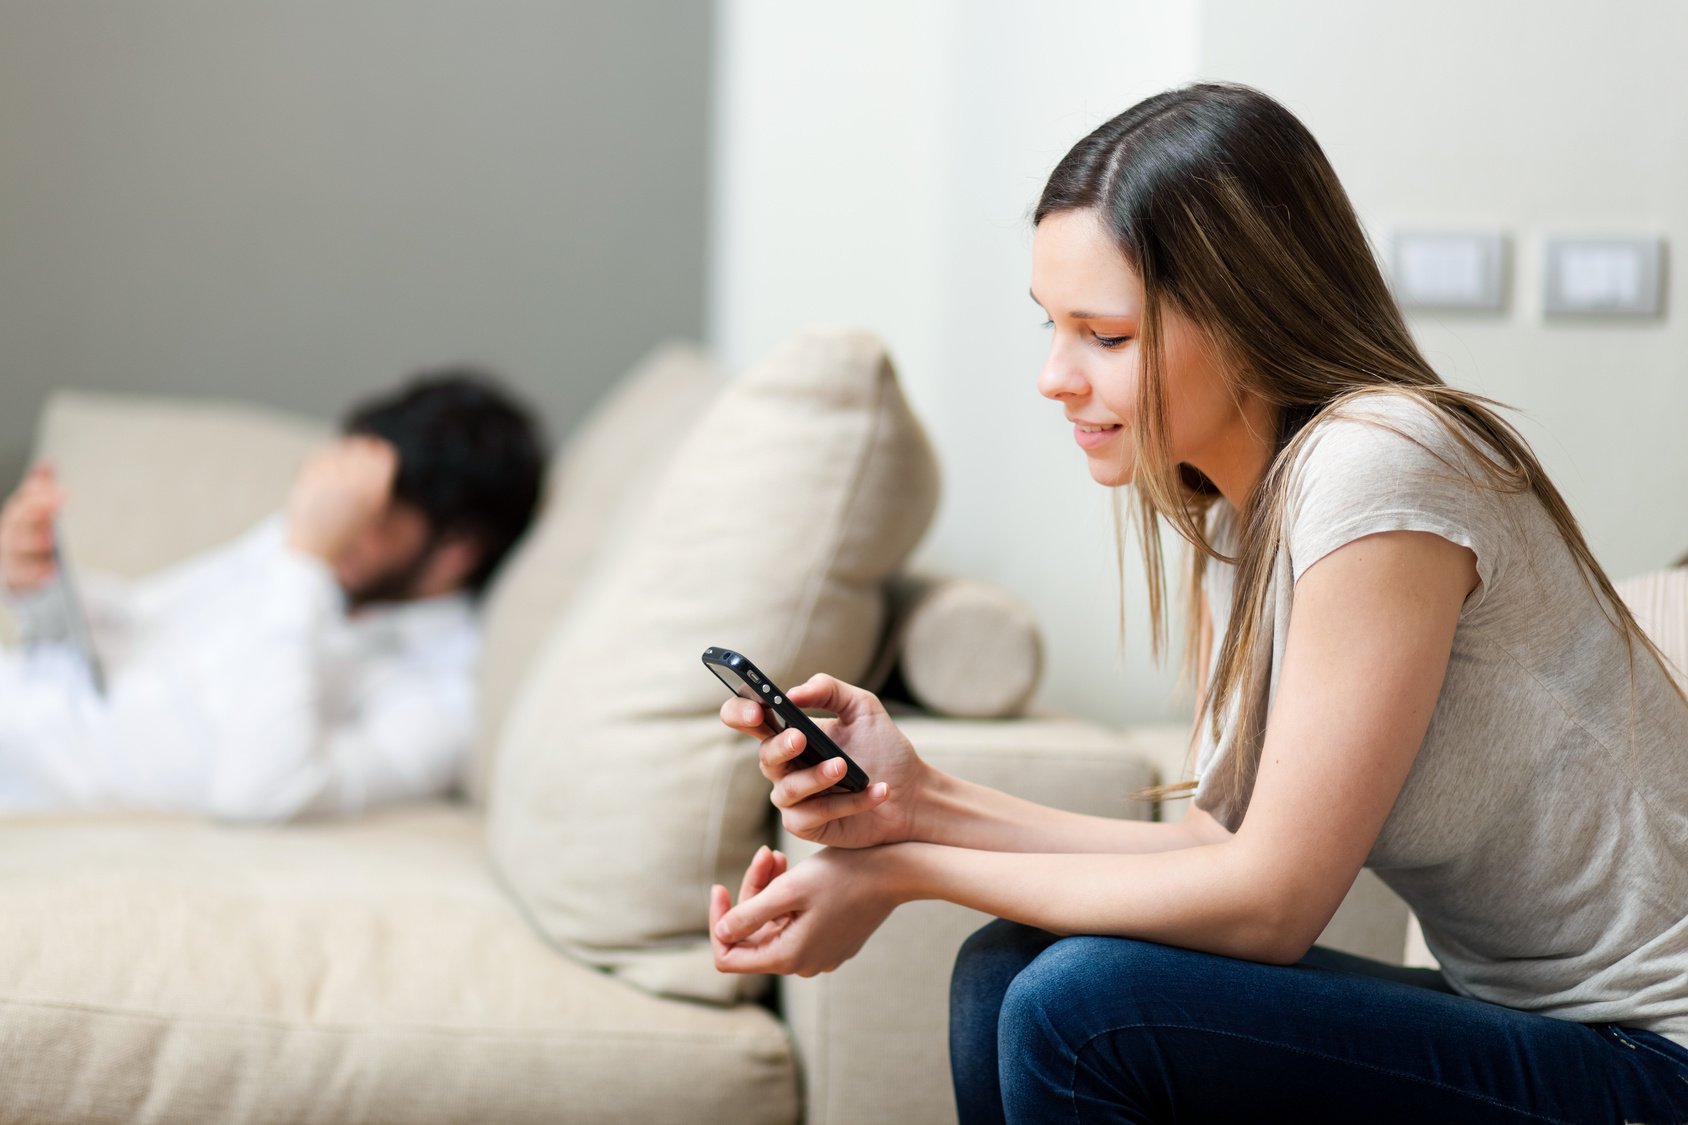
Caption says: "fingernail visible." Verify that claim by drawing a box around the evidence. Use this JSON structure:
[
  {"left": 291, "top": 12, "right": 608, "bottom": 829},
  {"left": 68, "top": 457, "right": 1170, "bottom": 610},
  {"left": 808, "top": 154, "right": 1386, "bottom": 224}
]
[
  {"left": 715, "top": 922, "right": 734, "bottom": 941},
  {"left": 826, "top": 758, "right": 845, "bottom": 776},
  {"left": 872, "top": 783, "right": 888, "bottom": 798}
]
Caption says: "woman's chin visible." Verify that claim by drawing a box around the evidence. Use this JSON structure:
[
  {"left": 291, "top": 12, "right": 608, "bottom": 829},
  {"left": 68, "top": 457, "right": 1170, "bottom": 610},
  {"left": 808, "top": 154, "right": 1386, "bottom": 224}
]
[{"left": 1086, "top": 458, "right": 1135, "bottom": 488}]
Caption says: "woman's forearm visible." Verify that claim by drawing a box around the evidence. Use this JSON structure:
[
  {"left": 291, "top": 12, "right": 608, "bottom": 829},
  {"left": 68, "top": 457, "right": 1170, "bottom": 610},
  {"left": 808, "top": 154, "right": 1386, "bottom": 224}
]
[
  {"left": 880, "top": 838, "right": 1301, "bottom": 963},
  {"left": 908, "top": 765, "right": 1210, "bottom": 854}
]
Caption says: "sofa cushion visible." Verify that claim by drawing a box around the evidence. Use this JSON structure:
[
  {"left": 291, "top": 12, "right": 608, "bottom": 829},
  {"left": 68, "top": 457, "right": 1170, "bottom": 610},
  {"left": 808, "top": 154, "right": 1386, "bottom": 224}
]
[
  {"left": 0, "top": 807, "right": 797, "bottom": 1125},
  {"left": 471, "top": 344, "right": 722, "bottom": 804},
  {"left": 31, "top": 389, "right": 329, "bottom": 579},
  {"left": 487, "top": 326, "right": 939, "bottom": 1004}
]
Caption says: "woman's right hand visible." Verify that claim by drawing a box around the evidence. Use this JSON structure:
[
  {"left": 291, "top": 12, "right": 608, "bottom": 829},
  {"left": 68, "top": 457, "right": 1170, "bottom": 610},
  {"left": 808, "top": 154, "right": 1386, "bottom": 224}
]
[{"left": 720, "top": 673, "right": 930, "bottom": 849}]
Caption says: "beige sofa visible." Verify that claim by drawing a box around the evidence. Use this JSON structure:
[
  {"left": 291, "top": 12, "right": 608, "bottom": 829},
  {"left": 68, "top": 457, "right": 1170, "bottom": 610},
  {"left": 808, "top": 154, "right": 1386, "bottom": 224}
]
[{"left": 0, "top": 329, "right": 1411, "bottom": 1124}]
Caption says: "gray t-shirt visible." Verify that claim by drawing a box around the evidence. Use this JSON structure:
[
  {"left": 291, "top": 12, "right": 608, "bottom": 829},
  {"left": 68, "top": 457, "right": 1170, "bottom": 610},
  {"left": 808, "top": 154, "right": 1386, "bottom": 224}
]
[{"left": 1194, "top": 391, "right": 1688, "bottom": 1045}]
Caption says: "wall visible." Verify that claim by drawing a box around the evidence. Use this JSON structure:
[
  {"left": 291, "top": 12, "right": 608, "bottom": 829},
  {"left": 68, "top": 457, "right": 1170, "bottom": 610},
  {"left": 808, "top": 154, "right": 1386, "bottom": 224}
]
[
  {"left": 1199, "top": 0, "right": 1688, "bottom": 580},
  {"left": 711, "top": 0, "right": 1202, "bottom": 728},
  {"left": 0, "top": 0, "right": 714, "bottom": 481},
  {"left": 711, "top": 0, "right": 1688, "bottom": 730}
]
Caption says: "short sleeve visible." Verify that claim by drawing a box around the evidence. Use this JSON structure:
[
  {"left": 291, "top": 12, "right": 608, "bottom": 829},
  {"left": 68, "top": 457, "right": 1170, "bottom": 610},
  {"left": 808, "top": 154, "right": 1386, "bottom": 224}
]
[{"left": 1284, "top": 395, "right": 1502, "bottom": 614}]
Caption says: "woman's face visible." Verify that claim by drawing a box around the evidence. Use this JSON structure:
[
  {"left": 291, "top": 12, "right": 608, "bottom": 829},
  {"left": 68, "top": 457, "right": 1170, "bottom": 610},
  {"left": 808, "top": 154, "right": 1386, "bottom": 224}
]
[{"left": 1031, "top": 207, "right": 1259, "bottom": 493}]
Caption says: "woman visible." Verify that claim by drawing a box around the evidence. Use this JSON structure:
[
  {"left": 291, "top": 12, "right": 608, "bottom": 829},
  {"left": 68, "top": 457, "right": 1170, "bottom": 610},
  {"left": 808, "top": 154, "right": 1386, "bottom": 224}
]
[{"left": 710, "top": 83, "right": 1688, "bottom": 1121}]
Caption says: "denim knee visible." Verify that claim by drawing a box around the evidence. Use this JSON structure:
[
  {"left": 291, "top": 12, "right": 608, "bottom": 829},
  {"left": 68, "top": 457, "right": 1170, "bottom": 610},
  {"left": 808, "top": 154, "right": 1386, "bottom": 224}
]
[
  {"left": 998, "top": 936, "right": 1193, "bottom": 1057},
  {"left": 994, "top": 937, "right": 1197, "bottom": 1120},
  {"left": 951, "top": 919, "right": 1060, "bottom": 1057},
  {"left": 950, "top": 920, "right": 1063, "bottom": 1125},
  {"left": 953, "top": 919, "right": 1042, "bottom": 990}
]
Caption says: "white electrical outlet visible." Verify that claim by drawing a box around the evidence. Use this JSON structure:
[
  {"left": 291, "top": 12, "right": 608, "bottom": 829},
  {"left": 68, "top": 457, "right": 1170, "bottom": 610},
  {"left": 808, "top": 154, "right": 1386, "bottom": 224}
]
[
  {"left": 1390, "top": 231, "right": 1507, "bottom": 312},
  {"left": 1543, "top": 237, "right": 1664, "bottom": 317}
]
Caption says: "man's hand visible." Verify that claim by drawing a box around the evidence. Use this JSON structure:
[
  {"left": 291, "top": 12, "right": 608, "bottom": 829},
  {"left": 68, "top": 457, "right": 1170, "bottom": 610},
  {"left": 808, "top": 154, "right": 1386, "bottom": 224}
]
[
  {"left": 0, "top": 464, "right": 66, "bottom": 594},
  {"left": 285, "top": 437, "right": 399, "bottom": 564}
]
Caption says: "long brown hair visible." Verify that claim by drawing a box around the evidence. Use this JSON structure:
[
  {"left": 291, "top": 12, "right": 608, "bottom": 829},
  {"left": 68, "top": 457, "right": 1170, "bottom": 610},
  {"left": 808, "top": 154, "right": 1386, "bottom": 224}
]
[{"left": 1035, "top": 83, "right": 1684, "bottom": 800}]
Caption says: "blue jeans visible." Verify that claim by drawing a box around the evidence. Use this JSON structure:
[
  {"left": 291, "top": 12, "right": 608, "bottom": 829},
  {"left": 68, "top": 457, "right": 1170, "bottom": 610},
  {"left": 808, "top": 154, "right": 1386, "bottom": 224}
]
[{"left": 950, "top": 919, "right": 1688, "bottom": 1123}]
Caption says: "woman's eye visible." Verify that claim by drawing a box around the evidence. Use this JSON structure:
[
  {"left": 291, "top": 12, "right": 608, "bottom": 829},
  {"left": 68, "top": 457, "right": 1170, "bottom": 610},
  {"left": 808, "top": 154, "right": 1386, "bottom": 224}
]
[
  {"left": 1093, "top": 334, "right": 1130, "bottom": 349},
  {"left": 1041, "top": 319, "right": 1054, "bottom": 330}
]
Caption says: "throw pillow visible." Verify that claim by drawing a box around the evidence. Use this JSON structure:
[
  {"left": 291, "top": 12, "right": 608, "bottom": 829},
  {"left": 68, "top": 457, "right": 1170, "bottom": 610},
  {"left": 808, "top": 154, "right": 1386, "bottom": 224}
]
[
  {"left": 471, "top": 344, "right": 722, "bottom": 802},
  {"left": 487, "top": 326, "right": 938, "bottom": 1002}
]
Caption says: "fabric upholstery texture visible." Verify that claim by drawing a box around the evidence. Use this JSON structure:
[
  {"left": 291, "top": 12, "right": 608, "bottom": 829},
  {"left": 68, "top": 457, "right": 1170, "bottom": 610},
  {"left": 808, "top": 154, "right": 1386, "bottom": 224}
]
[
  {"left": 471, "top": 343, "right": 722, "bottom": 803},
  {"left": 487, "top": 326, "right": 940, "bottom": 1004},
  {"left": 0, "top": 807, "right": 798, "bottom": 1125}
]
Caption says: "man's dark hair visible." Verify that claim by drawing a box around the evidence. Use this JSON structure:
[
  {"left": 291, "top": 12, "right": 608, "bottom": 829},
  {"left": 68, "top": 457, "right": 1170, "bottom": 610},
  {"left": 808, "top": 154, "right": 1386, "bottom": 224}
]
[{"left": 344, "top": 368, "right": 545, "bottom": 594}]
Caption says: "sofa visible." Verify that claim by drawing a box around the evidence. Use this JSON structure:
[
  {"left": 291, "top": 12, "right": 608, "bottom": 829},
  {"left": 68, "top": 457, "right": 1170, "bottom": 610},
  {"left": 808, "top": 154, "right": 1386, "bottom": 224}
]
[{"left": 0, "top": 328, "right": 1413, "bottom": 1124}]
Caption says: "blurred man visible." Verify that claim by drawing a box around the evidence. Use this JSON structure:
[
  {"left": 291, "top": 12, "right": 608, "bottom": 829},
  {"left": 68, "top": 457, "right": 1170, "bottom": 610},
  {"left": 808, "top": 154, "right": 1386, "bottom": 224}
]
[{"left": 0, "top": 371, "right": 544, "bottom": 820}]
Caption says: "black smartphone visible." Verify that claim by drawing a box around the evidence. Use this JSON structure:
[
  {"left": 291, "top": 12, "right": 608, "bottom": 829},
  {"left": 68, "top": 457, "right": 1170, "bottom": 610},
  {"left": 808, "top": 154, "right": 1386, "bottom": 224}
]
[{"left": 702, "top": 647, "right": 869, "bottom": 793}]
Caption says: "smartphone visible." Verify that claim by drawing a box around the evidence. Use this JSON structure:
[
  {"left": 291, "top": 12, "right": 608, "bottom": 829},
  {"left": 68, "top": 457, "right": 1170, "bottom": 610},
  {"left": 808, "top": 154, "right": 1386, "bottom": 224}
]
[{"left": 702, "top": 647, "right": 869, "bottom": 793}]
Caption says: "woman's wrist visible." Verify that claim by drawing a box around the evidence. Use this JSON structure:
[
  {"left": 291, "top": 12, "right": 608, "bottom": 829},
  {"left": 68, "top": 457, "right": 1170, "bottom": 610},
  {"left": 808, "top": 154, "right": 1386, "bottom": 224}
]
[
  {"left": 901, "top": 758, "right": 960, "bottom": 845},
  {"left": 906, "top": 762, "right": 1027, "bottom": 850},
  {"left": 864, "top": 840, "right": 941, "bottom": 908}
]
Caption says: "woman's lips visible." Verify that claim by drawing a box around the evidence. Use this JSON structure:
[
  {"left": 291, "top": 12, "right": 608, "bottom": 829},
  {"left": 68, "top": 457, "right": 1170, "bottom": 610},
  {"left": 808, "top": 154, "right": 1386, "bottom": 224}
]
[{"left": 1073, "top": 423, "right": 1122, "bottom": 450}]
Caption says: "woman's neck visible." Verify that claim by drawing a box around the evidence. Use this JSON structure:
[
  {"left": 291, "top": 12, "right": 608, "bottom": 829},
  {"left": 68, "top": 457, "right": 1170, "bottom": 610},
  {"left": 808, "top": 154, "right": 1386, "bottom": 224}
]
[{"left": 1197, "top": 396, "right": 1280, "bottom": 513}]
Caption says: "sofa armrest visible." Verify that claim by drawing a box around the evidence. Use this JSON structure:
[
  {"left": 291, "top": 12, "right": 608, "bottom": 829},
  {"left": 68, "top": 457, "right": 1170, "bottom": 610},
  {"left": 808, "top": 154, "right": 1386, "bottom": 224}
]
[{"left": 776, "top": 714, "right": 1157, "bottom": 1125}]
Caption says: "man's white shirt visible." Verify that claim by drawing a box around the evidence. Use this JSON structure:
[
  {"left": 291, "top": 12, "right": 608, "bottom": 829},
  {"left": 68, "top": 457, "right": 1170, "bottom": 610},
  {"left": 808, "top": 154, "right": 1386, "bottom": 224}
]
[{"left": 0, "top": 517, "right": 480, "bottom": 820}]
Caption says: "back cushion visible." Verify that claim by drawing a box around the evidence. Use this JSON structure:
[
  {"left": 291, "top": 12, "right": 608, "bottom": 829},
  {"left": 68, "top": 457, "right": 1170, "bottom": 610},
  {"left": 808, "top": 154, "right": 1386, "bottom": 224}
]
[
  {"left": 31, "top": 390, "right": 328, "bottom": 578},
  {"left": 486, "top": 327, "right": 939, "bottom": 1003},
  {"left": 470, "top": 345, "right": 722, "bottom": 803}
]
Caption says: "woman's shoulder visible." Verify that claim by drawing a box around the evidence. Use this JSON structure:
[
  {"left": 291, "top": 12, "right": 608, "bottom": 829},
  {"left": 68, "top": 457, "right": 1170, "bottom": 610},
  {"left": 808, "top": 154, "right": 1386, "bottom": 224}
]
[
  {"left": 1281, "top": 389, "right": 1514, "bottom": 586},
  {"left": 1291, "top": 389, "right": 1497, "bottom": 492},
  {"left": 1309, "top": 388, "right": 1472, "bottom": 446}
]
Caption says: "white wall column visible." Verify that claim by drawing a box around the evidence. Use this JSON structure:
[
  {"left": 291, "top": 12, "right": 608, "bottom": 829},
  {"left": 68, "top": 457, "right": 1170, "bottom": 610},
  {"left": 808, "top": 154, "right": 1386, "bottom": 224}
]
[{"left": 711, "top": 0, "right": 1201, "bottom": 728}]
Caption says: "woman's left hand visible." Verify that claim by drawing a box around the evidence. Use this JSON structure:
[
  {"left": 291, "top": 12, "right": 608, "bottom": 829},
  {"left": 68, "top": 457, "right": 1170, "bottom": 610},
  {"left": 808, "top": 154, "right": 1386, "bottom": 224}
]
[{"left": 710, "top": 846, "right": 900, "bottom": 977}]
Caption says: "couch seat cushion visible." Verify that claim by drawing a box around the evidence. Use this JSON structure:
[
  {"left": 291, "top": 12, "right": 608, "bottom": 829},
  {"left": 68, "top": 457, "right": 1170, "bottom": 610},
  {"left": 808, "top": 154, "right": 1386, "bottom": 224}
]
[{"left": 0, "top": 806, "right": 797, "bottom": 1125}]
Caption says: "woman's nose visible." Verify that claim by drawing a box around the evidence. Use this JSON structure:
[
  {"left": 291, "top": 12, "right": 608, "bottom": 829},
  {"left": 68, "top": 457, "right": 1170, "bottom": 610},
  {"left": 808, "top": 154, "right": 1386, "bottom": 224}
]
[{"left": 1036, "top": 340, "right": 1088, "bottom": 401}]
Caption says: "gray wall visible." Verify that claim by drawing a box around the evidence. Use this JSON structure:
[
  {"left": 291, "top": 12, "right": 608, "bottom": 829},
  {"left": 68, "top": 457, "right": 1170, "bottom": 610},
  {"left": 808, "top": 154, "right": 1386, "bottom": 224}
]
[{"left": 0, "top": 0, "right": 713, "bottom": 484}]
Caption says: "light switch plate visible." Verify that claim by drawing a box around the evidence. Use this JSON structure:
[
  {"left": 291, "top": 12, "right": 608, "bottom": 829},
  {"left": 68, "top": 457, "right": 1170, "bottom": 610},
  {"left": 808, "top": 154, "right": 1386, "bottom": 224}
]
[
  {"left": 1543, "top": 236, "right": 1664, "bottom": 317},
  {"left": 1391, "top": 231, "right": 1507, "bottom": 312}
]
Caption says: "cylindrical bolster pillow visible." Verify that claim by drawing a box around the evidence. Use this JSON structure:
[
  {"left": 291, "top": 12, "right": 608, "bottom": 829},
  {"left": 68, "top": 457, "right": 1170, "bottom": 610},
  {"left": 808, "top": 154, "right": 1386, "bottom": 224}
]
[{"left": 883, "top": 575, "right": 1044, "bottom": 719}]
